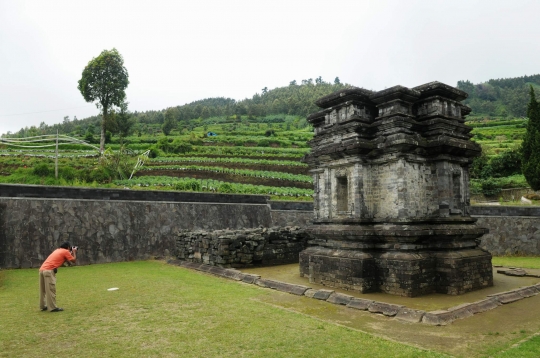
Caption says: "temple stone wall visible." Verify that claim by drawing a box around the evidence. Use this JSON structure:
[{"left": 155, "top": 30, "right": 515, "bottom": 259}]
[
  {"left": 176, "top": 227, "right": 309, "bottom": 268},
  {"left": 301, "top": 82, "right": 493, "bottom": 297}
]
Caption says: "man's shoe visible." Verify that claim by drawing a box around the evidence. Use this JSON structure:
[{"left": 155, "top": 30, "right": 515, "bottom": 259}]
[
  {"left": 41, "top": 307, "right": 47, "bottom": 311},
  {"left": 50, "top": 308, "right": 64, "bottom": 312}
]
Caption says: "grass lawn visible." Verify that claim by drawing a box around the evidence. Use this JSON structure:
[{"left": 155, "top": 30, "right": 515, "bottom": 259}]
[
  {"left": 0, "top": 261, "right": 441, "bottom": 358},
  {"left": 492, "top": 256, "right": 540, "bottom": 269},
  {"left": 2, "top": 260, "right": 540, "bottom": 357}
]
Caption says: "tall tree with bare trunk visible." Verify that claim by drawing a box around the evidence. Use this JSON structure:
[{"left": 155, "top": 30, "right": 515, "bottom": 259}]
[{"left": 78, "top": 48, "right": 129, "bottom": 153}]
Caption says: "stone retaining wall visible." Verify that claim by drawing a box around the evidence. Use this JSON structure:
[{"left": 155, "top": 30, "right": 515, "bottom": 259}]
[
  {"left": 175, "top": 227, "right": 309, "bottom": 268},
  {"left": 0, "top": 197, "right": 273, "bottom": 269},
  {"left": 471, "top": 206, "right": 540, "bottom": 256}
]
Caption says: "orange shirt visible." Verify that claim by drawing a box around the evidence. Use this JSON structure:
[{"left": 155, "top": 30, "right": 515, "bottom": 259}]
[{"left": 39, "top": 248, "right": 75, "bottom": 271}]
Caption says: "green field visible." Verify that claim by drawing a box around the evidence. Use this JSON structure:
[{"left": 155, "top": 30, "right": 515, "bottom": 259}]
[
  {"left": 3, "top": 259, "right": 540, "bottom": 357},
  {"left": 0, "top": 261, "right": 441, "bottom": 358}
]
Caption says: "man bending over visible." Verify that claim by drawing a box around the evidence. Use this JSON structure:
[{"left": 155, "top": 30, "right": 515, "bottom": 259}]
[{"left": 39, "top": 242, "right": 77, "bottom": 312}]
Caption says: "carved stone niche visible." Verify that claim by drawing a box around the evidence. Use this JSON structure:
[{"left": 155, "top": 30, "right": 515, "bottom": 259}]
[{"left": 300, "top": 82, "right": 493, "bottom": 297}]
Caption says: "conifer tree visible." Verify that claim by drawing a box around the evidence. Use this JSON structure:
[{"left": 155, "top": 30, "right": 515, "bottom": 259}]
[{"left": 521, "top": 86, "right": 540, "bottom": 190}]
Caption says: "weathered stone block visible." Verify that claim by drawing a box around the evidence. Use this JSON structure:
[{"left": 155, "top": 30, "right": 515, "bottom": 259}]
[
  {"left": 515, "top": 287, "right": 538, "bottom": 298},
  {"left": 468, "top": 297, "right": 500, "bottom": 314},
  {"left": 255, "top": 279, "right": 309, "bottom": 296},
  {"left": 368, "top": 302, "right": 404, "bottom": 317},
  {"left": 422, "top": 310, "right": 454, "bottom": 326},
  {"left": 312, "top": 289, "right": 335, "bottom": 300},
  {"left": 346, "top": 298, "right": 373, "bottom": 311},
  {"left": 241, "top": 274, "right": 260, "bottom": 284},
  {"left": 326, "top": 292, "right": 354, "bottom": 305},
  {"left": 489, "top": 290, "right": 524, "bottom": 304},
  {"left": 395, "top": 308, "right": 426, "bottom": 323}
]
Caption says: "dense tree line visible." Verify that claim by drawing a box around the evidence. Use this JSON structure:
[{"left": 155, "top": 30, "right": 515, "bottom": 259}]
[{"left": 457, "top": 74, "right": 540, "bottom": 118}]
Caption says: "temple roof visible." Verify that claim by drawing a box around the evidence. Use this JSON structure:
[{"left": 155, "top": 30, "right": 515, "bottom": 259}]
[
  {"left": 316, "top": 82, "right": 468, "bottom": 110},
  {"left": 412, "top": 81, "right": 468, "bottom": 101},
  {"left": 369, "top": 85, "right": 420, "bottom": 104},
  {"left": 315, "top": 87, "right": 374, "bottom": 109}
]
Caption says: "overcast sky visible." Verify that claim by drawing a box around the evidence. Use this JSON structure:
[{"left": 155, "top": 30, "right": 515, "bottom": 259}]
[{"left": 1, "top": 0, "right": 539, "bottom": 136}]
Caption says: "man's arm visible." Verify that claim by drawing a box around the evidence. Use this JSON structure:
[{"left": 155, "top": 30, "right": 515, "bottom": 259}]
[{"left": 68, "top": 247, "right": 77, "bottom": 263}]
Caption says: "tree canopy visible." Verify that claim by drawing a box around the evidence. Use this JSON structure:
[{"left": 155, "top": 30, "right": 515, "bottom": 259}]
[
  {"left": 521, "top": 86, "right": 540, "bottom": 190},
  {"left": 78, "top": 48, "right": 129, "bottom": 152},
  {"left": 457, "top": 74, "right": 540, "bottom": 118}
]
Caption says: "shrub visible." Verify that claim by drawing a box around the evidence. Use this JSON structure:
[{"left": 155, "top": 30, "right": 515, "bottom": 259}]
[
  {"left": 89, "top": 167, "right": 112, "bottom": 183},
  {"left": 490, "top": 149, "right": 522, "bottom": 177},
  {"left": 32, "top": 163, "right": 51, "bottom": 177},
  {"left": 59, "top": 166, "right": 77, "bottom": 181},
  {"left": 156, "top": 137, "right": 173, "bottom": 153},
  {"left": 148, "top": 146, "right": 162, "bottom": 158},
  {"left": 481, "top": 178, "right": 502, "bottom": 196},
  {"left": 171, "top": 139, "right": 192, "bottom": 154}
]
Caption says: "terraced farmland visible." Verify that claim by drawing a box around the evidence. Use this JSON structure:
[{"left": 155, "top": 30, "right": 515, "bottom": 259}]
[{"left": 0, "top": 124, "right": 316, "bottom": 200}]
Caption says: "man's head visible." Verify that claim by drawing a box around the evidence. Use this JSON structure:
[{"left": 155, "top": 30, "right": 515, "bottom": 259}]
[{"left": 60, "top": 242, "right": 71, "bottom": 250}]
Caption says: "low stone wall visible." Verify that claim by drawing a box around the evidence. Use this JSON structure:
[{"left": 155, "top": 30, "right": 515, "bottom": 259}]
[
  {"left": 470, "top": 206, "right": 540, "bottom": 256},
  {"left": 175, "top": 227, "right": 309, "bottom": 268}
]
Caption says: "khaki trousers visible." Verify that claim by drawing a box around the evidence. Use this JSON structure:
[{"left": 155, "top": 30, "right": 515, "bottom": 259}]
[{"left": 39, "top": 270, "right": 57, "bottom": 311}]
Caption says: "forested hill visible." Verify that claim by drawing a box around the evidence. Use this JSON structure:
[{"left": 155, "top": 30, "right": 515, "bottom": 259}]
[
  {"left": 9, "top": 78, "right": 350, "bottom": 137},
  {"left": 9, "top": 74, "right": 540, "bottom": 138},
  {"left": 457, "top": 74, "right": 540, "bottom": 118}
]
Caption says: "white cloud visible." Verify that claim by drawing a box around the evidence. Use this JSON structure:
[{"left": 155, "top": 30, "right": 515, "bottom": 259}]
[{"left": 1, "top": 0, "right": 540, "bottom": 135}]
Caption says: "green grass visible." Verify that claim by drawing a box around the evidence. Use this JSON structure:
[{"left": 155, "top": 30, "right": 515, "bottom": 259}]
[
  {"left": 492, "top": 256, "right": 540, "bottom": 269},
  {"left": 494, "top": 335, "right": 540, "bottom": 357},
  {"left": 0, "top": 261, "right": 441, "bottom": 358}
]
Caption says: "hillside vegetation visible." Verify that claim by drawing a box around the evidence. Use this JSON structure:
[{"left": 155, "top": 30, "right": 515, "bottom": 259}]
[{"left": 1, "top": 75, "right": 539, "bottom": 202}]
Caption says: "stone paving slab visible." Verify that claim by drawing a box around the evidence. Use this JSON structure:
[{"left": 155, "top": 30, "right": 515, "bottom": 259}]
[
  {"left": 395, "top": 308, "right": 426, "bottom": 323},
  {"left": 346, "top": 298, "right": 373, "bottom": 311},
  {"left": 327, "top": 292, "right": 354, "bottom": 305},
  {"left": 422, "top": 310, "right": 453, "bottom": 326},
  {"left": 169, "top": 260, "right": 540, "bottom": 325},
  {"left": 516, "top": 287, "right": 538, "bottom": 297},
  {"left": 468, "top": 297, "right": 501, "bottom": 314},
  {"left": 241, "top": 274, "right": 260, "bottom": 284},
  {"left": 255, "top": 279, "right": 310, "bottom": 296},
  {"left": 488, "top": 290, "right": 525, "bottom": 304},
  {"left": 447, "top": 303, "right": 474, "bottom": 320},
  {"left": 368, "top": 302, "right": 404, "bottom": 317},
  {"left": 312, "top": 289, "right": 335, "bottom": 300}
]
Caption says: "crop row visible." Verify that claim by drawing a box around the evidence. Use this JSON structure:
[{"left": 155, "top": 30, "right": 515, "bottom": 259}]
[
  {"left": 114, "top": 176, "right": 314, "bottom": 197},
  {"left": 139, "top": 165, "right": 313, "bottom": 183},
  {"left": 181, "top": 145, "right": 309, "bottom": 157},
  {"left": 0, "top": 153, "right": 99, "bottom": 159},
  {"left": 149, "top": 157, "right": 307, "bottom": 167}
]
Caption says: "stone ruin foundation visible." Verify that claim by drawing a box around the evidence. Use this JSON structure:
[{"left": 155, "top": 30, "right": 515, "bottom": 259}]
[{"left": 299, "top": 82, "right": 493, "bottom": 297}]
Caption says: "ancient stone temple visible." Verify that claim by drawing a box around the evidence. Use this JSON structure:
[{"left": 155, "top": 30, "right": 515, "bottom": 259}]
[{"left": 299, "top": 82, "right": 493, "bottom": 297}]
